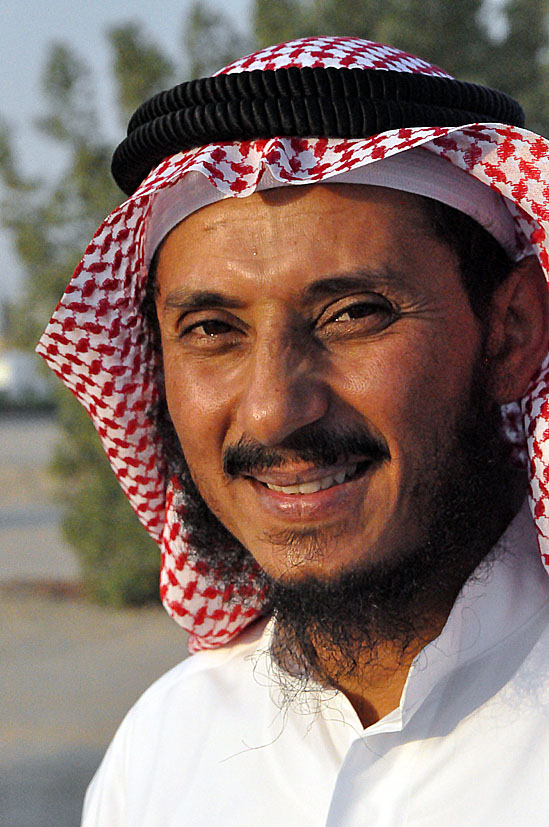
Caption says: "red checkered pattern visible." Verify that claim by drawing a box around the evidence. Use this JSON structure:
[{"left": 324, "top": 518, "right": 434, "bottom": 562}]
[
  {"left": 218, "top": 36, "right": 451, "bottom": 77},
  {"left": 37, "top": 38, "right": 549, "bottom": 650}
]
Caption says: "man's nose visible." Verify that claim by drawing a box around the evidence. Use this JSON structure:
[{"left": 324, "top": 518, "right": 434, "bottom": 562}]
[{"left": 234, "top": 330, "right": 330, "bottom": 446}]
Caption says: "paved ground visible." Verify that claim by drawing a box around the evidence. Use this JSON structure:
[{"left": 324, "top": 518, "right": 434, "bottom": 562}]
[{"left": 1, "top": 415, "right": 189, "bottom": 826}]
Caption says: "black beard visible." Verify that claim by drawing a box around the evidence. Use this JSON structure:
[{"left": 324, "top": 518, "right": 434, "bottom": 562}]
[
  {"left": 265, "top": 374, "right": 522, "bottom": 690},
  {"left": 151, "top": 360, "right": 523, "bottom": 690}
]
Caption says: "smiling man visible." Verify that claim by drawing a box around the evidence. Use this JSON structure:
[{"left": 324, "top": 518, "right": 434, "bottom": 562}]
[{"left": 39, "top": 37, "right": 549, "bottom": 826}]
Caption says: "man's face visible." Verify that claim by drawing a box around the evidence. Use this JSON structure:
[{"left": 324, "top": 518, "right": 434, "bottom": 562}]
[{"left": 155, "top": 184, "right": 485, "bottom": 582}]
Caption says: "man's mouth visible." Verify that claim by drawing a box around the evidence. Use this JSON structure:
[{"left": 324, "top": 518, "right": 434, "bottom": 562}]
[{"left": 250, "top": 459, "right": 371, "bottom": 495}]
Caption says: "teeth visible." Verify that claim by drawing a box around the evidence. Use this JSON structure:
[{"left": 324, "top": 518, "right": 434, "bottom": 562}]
[
  {"left": 299, "top": 480, "right": 322, "bottom": 494},
  {"left": 265, "top": 463, "right": 359, "bottom": 494}
]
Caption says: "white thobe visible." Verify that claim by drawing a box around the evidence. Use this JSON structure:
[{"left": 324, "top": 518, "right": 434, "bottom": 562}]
[{"left": 82, "top": 502, "right": 549, "bottom": 826}]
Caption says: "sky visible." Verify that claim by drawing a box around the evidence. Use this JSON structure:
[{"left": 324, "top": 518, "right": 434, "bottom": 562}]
[{"left": 0, "top": 0, "right": 251, "bottom": 303}]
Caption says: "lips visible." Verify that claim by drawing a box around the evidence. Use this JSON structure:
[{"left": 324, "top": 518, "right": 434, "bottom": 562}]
[{"left": 235, "top": 455, "right": 382, "bottom": 528}]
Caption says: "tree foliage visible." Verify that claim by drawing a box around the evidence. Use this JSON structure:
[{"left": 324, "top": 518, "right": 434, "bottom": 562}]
[
  {"left": 1, "top": 44, "right": 120, "bottom": 351},
  {"left": 486, "top": 0, "right": 549, "bottom": 134},
  {"left": 0, "top": 26, "right": 176, "bottom": 605},
  {"left": 109, "top": 24, "right": 174, "bottom": 123},
  {"left": 182, "top": 1, "right": 252, "bottom": 77}
]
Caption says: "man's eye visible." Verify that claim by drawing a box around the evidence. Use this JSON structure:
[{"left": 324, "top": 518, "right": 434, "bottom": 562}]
[
  {"left": 195, "top": 320, "right": 232, "bottom": 337},
  {"left": 316, "top": 296, "right": 398, "bottom": 339},
  {"left": 331, "top": 303, "right": 384, "bottom": 322},
  {"left": 180, "top": 319, "right": 234, "bottom": 338}
]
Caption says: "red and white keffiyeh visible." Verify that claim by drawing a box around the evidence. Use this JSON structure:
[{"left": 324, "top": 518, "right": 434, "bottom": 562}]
[{"left": 37, "top": 37, "right": 549, "bottom": 652}]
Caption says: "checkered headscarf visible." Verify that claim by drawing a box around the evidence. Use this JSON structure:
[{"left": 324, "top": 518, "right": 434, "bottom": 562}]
[{"left": 37, "top": 37, "right": 549, "bottom": 652}]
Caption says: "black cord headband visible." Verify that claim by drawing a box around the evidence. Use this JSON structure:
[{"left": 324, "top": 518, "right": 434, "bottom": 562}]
[{"left": 111, "top": 66, "right": 525, "bottom": 196}]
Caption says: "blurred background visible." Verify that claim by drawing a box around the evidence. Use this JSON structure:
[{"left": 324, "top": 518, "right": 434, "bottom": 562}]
[{"left": 1, "top": 0, "right": 548, "bottom": 824}]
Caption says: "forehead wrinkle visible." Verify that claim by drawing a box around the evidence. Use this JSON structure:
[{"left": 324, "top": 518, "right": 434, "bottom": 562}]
[
  {"left": 201, "top": 215, "right": 233, "bottom": 233},
  {"left": 192, "top": 196, "right": 310, "bottom": 248}
]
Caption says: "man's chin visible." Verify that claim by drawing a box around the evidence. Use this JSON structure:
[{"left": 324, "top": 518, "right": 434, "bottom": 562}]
[
  {"left": 265, "top": 548, "right": 424, "bottom": 690},
  {"left": 255, "top": 520, "right": 394, "bottom": 582}
]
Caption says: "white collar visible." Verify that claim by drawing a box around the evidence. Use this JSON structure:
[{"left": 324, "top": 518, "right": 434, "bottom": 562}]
[{"left": 258, "top": 501, "right": 549, "bottom": 734}]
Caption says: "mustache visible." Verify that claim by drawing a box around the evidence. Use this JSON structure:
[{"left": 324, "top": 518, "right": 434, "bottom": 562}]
[{"left": 223, "top": 425, "right": 390, "bottom": 478}]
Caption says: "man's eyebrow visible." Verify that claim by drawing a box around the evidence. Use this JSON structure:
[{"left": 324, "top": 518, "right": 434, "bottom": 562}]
[
  {"left": 161, "top": 269, "right": 405, "bottom": 313},
  {"left": 302, "top": 269, "right": 405, "bottom": 302},
  {"left": 162, "top": 289, "right": 243, "bottom": 312}
]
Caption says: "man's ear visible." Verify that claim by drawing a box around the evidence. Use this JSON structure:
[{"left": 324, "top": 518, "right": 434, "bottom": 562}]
[{"left": 485, "top": 255, "right": 549, "bottom": 405}]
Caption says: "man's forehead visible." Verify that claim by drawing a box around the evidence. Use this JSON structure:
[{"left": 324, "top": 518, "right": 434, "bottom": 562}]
[
  {"left": 163, "top": 183, "right": 428, "bottom": 243},
  {"left": 154, "top": 184, "right": 459, "bottom": 312},
  {"left": 143, "top": 148, "right": 521, "bottom": 269}
]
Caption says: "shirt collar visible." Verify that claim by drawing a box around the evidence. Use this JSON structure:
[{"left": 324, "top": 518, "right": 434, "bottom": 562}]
[
  {"left": 393, "top": 500, "right": 549, "bottom": 729},
  {"left": 261, "top": 501, "right": 549, "bottom": 734}
]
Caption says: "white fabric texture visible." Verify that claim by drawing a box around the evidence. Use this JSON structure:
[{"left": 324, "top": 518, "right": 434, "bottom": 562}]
[{"left": 82, "top": 503, "right": 549, "bottom": 826}]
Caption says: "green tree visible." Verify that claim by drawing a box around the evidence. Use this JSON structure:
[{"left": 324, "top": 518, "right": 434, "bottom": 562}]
[
  {"left": 253, "top": 0, "right": 307, "bottom": 46},
  {"left": 486, "top": 0, "right": 549, "bottom": 135},
  {"left": 182, "top": 1, "right": 253, "bottom": 77},
  {"left": 0, "top": 26, "right": 174, "bottom": 605},
  {"left": 110, "top": 23, "right": 174, "bottom": 122}
]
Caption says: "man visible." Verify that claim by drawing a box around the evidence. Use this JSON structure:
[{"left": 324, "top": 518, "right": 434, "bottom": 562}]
[{"left": 39, "top": 37, "right": 549, "bottom": 825}]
